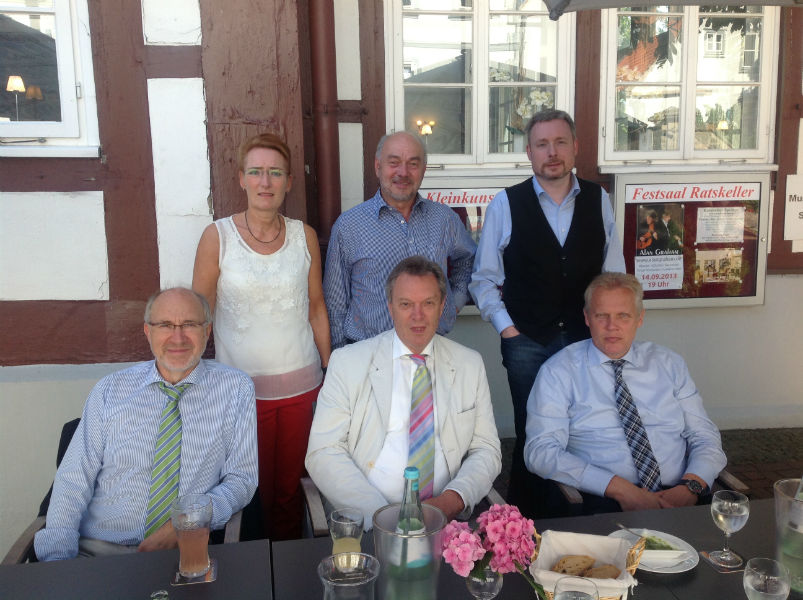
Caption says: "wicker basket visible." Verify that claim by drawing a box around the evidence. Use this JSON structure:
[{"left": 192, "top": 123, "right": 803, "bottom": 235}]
[{"left": 532, "top": 532, "right": 646, "bottom": 600}]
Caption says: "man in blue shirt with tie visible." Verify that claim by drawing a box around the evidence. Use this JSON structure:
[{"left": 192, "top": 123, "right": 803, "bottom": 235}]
[
  {"left": 524, "top": 273, "right": 726, "bottom": 515},
  {"left": 35, "top": 288, "right": 258, "bottom": 561}
]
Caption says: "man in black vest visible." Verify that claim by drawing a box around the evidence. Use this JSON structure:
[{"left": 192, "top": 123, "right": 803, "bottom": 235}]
[{"left": 469, "top": 109, "right": 625, "bottom": 515}]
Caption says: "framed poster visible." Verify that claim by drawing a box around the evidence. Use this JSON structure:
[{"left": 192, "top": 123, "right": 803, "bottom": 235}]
[{"left": 614, "top": 172, "right": 770, "bottom": 308}]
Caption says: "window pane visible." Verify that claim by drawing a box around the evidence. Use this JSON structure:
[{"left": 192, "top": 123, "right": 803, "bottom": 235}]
[
  {"left": 489, "top": 0, "right": 546, "bottom": 10},
  {"left": 615, "top": 85, "right": 680, "bottom": 151},
  {"left": 489, "top": 14, "right": 557, "bottom": 83},
  {"left": 405, "top": 87, "right": 472, "bottom": 154},
  {"left": 694, "top": 85, "right": 759, "bottom": 150},
  {"left": 403, "top": 14, "right": 472, "bottom": 84},
  {"left": 489, "top": 85, "right": 554, "bottom": 153},
  {"left": 0, "top": 11, "right": 61, "bottom": 123},
  {"left": 699, "top": 5, "right": 762, "bottom": 14},
  {"left": 1, "top": 0, "right": 54, "bottom": 7},
  {"left": 403, "top": 0, "right": 472, "bottom": 10},
  {"left": 617, "top": 15, "right": 682, "bottom": 83},
  {"left": 697, "top": 17, "right": 761, "bottom": 82},
  {"left": 620, "top": 6, "right": 682, "bottom": 13}
]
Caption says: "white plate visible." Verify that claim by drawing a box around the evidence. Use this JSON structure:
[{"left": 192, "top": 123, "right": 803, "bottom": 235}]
[{"left": 608, "top": 528, "right": 699, "bottom": 573}]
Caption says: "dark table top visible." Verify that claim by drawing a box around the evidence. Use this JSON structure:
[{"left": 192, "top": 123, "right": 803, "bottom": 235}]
[
  {"left": 0, "top": 539, "right": 272, "bottom": 600},
  {"left": 272, "top": 499, "right": 777, "bottom": 600}
]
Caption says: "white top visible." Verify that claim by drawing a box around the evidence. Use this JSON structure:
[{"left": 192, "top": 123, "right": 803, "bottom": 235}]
[
  {"left": 214, "top": 215, "right": 321, "bottom": 400},
  {"left": 366, "top": 333, "right": 451, "bottom": 502}
]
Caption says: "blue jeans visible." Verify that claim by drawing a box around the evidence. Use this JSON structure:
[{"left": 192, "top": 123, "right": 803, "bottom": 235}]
[{"left": 501, "top": 331, "right": 570, "bottom": 513}]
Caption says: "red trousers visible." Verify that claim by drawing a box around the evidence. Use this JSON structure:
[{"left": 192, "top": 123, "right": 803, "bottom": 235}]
[{"left": 256, "top": 385, "right": 319, "bottom": 541}]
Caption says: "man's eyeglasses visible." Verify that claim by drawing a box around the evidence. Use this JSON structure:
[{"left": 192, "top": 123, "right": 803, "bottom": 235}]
[
  {"left": 147, "top": 321, "right": 208, "bottom": 333},
  {"left": 245, "top": 168, "right": 287, "bottom": 179}
]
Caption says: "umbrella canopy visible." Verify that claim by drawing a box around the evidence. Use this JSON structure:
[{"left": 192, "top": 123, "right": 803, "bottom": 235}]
[{"left": 543, "top": 0, "right": 801, "bottom": 20}]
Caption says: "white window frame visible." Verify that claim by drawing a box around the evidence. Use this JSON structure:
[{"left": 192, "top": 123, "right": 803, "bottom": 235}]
[
  {"left": 384, "top": 0, "right": 575, "bottom": 175},
  {"left": 598, "top": 6, "right": 779, "bottom": 173},
  {"left": 0, "top": 0, "right": 99, "bottom": 157}
]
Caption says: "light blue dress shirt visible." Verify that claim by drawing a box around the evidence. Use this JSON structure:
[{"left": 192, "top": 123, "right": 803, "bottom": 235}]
[
  {"left": 34, "top": 360, "right": 258, "bottom": 561},
  {"left": 469, "top": 175, "right": 626, "bottom": 334},
  {"left": 524, "top": 339, "right": 726, "bottom": 497},
  {"left": 324, "top": 190, "right": 476, "bottom": 348}
]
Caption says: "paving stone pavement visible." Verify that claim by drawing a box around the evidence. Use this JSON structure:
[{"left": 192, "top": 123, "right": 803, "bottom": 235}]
[{"left": 495, "top": 428, "right": 803, "bottom": 501}]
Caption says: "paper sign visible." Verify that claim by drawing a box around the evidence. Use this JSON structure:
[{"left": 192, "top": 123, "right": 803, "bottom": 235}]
[
  {"left": 784, "top": 175, "right": 803, "bottom": 241},
  {"left": 696, "top": 207, "right": 745, "bottom": 243}
]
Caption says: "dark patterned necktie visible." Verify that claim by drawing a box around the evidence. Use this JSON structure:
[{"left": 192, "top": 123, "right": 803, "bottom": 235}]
[{"left": 608, "top": 360, "right": 661, "bottom": 491}]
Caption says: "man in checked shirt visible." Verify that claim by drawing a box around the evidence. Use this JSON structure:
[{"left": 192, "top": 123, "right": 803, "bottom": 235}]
[{"left": 323, "top": 131, "right": 476, "bottom": 349}]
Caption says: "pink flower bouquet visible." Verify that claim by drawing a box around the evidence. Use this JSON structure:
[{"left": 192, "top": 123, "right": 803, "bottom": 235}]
[{"left": 440, "top": 504, "right": 546, "bottom": 599}]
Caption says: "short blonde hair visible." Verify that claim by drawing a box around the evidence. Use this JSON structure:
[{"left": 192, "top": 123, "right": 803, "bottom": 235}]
[
  {"left": 584, "top": 272, "right": 643, "bottom": 314},
  {"left": 237, "top": 133, "right": 291, "bottom": 173}
]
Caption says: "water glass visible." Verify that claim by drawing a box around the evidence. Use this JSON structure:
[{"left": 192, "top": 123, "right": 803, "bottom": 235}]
[
  {"left": 329, "top": 507, "right": 364, "bottom": 555},
  {"left": 743, "top": 557, "right": 791, "bottom": 600},
  {"left": 710, "top": 489, "right": 750, "bottom": 568},
  {"left": 318, "top": 552, "right": 380, "bottom": 600},
  {"left": 553, "top": 576, "right": 599, "bottom": 600}
]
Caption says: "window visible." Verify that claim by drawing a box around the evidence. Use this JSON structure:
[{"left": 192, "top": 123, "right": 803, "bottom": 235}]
[
  {"left": 385, "top": 0, "right": 575, "bottom": 168},
  {"left": 599, "top": 5, "right": 778, "bottom": 169},
  {"left": 0, "top": 0, "right": 98, "bottom": 156}
]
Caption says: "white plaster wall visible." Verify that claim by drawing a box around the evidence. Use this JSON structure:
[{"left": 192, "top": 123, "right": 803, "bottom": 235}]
[
  {"left": 339, "top": 123, "right": 366, "bottom": 212},
  {"left": 0, "top": 192, "right": 108, "bottom": 300},
  {"left": 0, "top": 363, "right": 136, "bottom": 559},
  {"left": 334, "top": 0, "right": 361, "bottom": 100},
  {"left": 141, "top": 0, "right": 201, "bottom": 45},
  {"left": 146, "top": 78, "right": 212, "bottom": 288}
]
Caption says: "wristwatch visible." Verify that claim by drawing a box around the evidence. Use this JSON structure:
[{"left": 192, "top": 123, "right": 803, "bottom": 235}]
[{"left": 679, "top": 478, "right": 706, "bottom": 496}]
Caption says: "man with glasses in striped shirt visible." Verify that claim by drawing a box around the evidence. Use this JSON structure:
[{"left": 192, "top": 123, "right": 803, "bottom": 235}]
[{"left": 35, "top": 287, "right": 258, "bottom": 561}]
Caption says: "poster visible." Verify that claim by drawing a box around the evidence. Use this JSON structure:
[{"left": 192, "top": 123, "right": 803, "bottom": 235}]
[{"left": 616, "top": 173, "right": 769, "bottom": 308}]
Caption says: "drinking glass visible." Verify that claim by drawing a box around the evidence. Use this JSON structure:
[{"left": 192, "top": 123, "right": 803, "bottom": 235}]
[
  {"left": 710, "top": 489, "right": 750, "bottom": 568},
  {"left": 329, "top": 507, "right": 364, "bottom": 555},
  {"left": 171, "top": 494, "right": 212, "bottom": 578},
  {"left": 465, "top": 564, "right": 503, "bottom": 599},
  {"left": 553, "top": 576, "right": 599, "bottom": 600},
  {"left": 743, "top": 557, "right": 791, "bottom": 600}
]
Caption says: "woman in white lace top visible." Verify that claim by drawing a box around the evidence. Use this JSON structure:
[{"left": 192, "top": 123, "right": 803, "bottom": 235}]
[{"left": 192, "top": 133, "right": 330, "bottom": 540}]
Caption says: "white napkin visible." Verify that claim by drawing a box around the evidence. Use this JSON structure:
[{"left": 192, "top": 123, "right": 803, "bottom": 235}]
[
  {"left": 529, "top": 530, "right": 637, "bottom": 599},
  {"left": 639, "top": 550, "right": 689, "bottom": 568}
]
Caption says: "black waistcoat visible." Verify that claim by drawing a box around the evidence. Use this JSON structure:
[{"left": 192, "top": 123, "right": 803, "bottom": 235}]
[{"left": 502, "top": 177, "right": 606, "bottom": 345}]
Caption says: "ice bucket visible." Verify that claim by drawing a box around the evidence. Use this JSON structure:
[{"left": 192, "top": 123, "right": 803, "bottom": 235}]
[
  {"left": 372, "top": 503, "right": 446, "bottom": 600},
  {"left": 774, "top": 478, "right": 803, "bottom": 597}
]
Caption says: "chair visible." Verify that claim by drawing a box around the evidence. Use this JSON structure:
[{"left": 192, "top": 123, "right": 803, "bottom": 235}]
[
  {"left": 2, "top": 418, "right": 244, "bottom": 565},
  {"left": 300, "top": 476, "right": 507, "bottom": 538}
]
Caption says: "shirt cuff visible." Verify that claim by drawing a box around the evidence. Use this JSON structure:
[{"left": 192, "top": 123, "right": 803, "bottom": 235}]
[
  {"left": 580, "top": 465, "right": 617, "bottom": 498},
  {"left": 34, "top": 527, "right": 80, "bottom": 561},
  {"left": 490, "top": 311, "right": 515, "bottom": 335}
]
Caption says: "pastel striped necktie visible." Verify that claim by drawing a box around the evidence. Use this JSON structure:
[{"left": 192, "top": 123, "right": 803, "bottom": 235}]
[
  {"left": 608, "top": 359, "right": 662, "bottom": 492},
  {"left": 144, "top": 382, "right": 191, "bottom": 537},
  {"left": 408, "top": 354, "right": 435, "bottom": 500}
]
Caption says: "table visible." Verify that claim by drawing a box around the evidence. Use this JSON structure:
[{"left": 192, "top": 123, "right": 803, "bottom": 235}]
[
  {"left": 272, "top": 499, "right": 777, "bottom": 600},
  {"left": 0, "top": 540, "right": 272, "bottom": 599}
]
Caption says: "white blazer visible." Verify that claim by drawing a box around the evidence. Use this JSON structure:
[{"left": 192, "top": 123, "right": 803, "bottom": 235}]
[{"left": 305, "top": 330, "right": 502, "bottom": 527}]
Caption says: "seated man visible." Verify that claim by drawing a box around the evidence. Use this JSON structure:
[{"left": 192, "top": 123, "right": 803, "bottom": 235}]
[
  {"left": 524, "top": 272, "right": 726, "bottom": 515},
  {"left": 35, "top": 287, "right": 258, "bottom": 561},
  {"left": 306, "top": 256, "right": 501, "bottom": 527}
]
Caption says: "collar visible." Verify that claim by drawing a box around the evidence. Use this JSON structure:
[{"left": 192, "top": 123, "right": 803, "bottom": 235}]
[
  {"left": 531, "top": 174, "right": 580, "bottom": 204},
  {"left": 368, "top": 188, "right": 425, "bottom": 220},
  {"left": 587, "top": 340, "right": 638, "bottom": 369},
  {"left": 391, "top": 330, "right": 435, "bottom": 362},
  {"left": 146, "top": 358, "right": 207, "bottom": 389}
]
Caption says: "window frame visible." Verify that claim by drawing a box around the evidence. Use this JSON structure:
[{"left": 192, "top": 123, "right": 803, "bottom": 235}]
[
  {"left": 0, "top": 0, "right": 99, "bottom": 157},
  {"left": 384, "top": 0, "right": 576, "bottom": 171},
  {"left": 598, "top": 6, "right": 779, "bottom": 172}
]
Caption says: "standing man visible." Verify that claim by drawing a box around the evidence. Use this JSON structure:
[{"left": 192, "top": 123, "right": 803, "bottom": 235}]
[
  {"left": 324, "top": 131, "right": 476, "bottom": 349},
  {"left": 656, "top": 208, "right": 683, "bottom": 251},
  {"left": 469, "top": 109, "right": 625, "bottom": 509}
]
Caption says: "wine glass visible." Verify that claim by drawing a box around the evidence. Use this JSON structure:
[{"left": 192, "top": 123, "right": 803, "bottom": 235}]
[
  {"left": 709, "top": 489, "right": 750, "bottom": 568},
  {"left": 743, "top": 558, "right": 790, "bottom": 600},
  {"left": 553, "top": 576, "right": 599, "bottom": 600}
]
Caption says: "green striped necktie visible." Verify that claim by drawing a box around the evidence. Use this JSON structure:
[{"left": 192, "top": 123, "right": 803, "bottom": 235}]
[{"left": 144, "top": 382, "right": 191, "bottom": 537}]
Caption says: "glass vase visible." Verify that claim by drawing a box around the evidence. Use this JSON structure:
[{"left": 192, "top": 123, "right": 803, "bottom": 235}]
[{"left": 466, "top": 565, "right": 503, "bottom": 599}]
